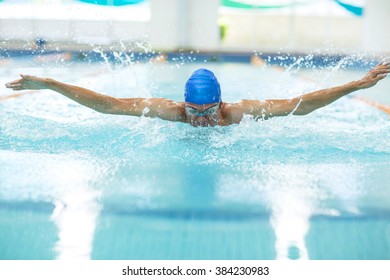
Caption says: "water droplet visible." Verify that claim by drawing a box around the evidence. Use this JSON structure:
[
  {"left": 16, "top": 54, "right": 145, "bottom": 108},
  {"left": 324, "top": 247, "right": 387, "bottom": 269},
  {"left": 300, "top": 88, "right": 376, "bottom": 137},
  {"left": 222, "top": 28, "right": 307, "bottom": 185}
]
[{"left": 287, "top": 245, "right": 300, "bottom": 260}]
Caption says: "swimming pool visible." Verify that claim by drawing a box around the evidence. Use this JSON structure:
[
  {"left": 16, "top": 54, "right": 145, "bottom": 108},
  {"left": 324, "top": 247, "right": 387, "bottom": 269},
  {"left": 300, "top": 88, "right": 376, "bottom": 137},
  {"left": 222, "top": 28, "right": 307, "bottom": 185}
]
[{"left": 0, "top": 54, "right": 389, "bottom": 260}]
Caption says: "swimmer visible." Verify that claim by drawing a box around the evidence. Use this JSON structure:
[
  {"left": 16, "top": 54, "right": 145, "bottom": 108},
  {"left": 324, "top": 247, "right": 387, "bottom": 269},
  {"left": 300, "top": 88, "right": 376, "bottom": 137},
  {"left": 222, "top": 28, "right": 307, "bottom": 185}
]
[{"left": 4, "top": 60, "right": 390, "bottom": 127}]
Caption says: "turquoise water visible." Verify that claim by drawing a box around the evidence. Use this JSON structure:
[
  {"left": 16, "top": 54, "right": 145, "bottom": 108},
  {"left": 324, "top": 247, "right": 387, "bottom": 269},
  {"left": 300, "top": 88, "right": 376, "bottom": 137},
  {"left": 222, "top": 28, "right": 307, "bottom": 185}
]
[{"left": 0, "top": 60, "right": 389, "bottom": 260}]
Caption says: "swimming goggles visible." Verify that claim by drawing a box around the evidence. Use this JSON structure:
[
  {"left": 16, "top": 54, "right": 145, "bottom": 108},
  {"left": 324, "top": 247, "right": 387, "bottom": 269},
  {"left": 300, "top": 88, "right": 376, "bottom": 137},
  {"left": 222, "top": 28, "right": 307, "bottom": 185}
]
[{"left": 185, "top": 103, "right": 220, "bottom": 116}]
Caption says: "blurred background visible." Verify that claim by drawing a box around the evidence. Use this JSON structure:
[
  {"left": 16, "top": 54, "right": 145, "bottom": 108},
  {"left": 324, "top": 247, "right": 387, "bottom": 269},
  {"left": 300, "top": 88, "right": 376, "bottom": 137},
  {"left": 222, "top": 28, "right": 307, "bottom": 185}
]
[{"left": 0, "top": 0, "right": 389, "bottom": 55}]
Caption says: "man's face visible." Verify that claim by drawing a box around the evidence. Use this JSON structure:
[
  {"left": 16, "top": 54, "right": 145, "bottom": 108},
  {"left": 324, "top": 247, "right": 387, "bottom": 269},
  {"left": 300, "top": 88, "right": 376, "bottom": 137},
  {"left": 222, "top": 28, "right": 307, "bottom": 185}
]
[{"left": 185, "top": 102, "right": 220, "bottom": 127}]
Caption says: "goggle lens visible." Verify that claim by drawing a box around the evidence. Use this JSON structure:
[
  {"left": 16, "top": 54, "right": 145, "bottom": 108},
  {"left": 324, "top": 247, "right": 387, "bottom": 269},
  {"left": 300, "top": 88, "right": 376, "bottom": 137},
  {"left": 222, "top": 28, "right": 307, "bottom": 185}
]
[{"left": 185, "top": 104, "right": 219, "bottom": 116}]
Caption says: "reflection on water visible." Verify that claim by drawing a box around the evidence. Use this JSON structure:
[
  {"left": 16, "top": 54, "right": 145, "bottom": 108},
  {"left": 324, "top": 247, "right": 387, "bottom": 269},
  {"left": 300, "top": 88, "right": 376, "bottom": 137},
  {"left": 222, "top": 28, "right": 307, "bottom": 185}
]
[
  {"left": 0, "top": 151, "right": 103, "bottom": 260},
  {"left": 217, "top": 163, "right": 369, "bottom": 259},
  {"left": 264, "top": 164, "right": 364, "bottom": 260},
  {"left": 51, "top": 180, "right": 101, "bottom": 260},
  {"left": 264, "top": 165, "right": 317, "bottom": 260}
]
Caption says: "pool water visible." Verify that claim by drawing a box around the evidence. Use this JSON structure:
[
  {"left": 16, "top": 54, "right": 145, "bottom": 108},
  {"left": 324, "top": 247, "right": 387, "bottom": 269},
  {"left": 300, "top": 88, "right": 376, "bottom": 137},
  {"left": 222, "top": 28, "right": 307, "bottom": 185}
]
[{"left": 0, "top": 57, "right": 389, "bottom": 260}]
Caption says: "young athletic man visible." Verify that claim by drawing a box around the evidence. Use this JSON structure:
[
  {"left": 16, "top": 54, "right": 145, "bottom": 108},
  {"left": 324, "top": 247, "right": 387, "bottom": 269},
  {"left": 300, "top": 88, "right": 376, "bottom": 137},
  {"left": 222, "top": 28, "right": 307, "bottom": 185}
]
[{"left": 5, "top": 60, "right": 390, "bottom": 127}]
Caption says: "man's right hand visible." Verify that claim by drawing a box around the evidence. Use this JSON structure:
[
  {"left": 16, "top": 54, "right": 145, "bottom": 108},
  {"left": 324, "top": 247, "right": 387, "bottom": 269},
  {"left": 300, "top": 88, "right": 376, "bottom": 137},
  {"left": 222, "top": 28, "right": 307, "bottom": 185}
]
[{"left": 5, "top": 74, "right": 50, "bottom": 91}]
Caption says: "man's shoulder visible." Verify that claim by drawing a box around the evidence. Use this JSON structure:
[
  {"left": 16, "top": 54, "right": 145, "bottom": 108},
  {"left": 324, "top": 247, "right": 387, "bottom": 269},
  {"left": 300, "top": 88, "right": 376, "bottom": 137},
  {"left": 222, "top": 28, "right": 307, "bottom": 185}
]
[
  {"left": 221, "top": 99, "right": 268, "bottom": 124},
  {"left": 147, "top": 98, "right": 185, "bottom": 122},
  {"left": 220, "top": 102, "right": 245, "bottom": 124}
]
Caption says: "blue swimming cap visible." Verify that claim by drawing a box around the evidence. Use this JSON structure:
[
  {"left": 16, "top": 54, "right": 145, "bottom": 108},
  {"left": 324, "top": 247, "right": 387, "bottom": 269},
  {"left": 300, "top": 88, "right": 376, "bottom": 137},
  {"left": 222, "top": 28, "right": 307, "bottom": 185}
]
[{"left": 184, "top": 68, "right": 221, "bottom": 105}]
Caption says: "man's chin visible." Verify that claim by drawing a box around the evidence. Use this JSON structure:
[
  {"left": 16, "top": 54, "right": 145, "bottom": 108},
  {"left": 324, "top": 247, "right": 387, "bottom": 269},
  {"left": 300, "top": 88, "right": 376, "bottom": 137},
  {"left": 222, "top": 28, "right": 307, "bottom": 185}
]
[{"left": 193, "top": 121, "right": 210, "bottom": 127}]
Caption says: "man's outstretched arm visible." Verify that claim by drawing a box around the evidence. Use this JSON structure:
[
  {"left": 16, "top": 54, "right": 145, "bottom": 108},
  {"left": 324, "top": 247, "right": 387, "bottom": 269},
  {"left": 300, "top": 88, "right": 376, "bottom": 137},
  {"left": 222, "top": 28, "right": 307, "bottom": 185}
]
[
  {"left": 5, "top": 75, "right": 185, "bottom": 121},
  {"left": 268, "top": 60, "right": 389, "bottom": 116},
  {"left": 230, "top": 59, "right": 390, "bottom": 121}
]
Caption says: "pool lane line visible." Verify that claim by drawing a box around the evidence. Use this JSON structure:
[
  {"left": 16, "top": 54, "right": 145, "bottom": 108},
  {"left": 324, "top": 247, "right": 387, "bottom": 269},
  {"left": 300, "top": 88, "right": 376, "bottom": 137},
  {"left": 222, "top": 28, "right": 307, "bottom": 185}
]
[
  {"left": 252, "top": 55, "right": 390, "bottom": 115},
  {"left": 0, "top": 90, "right": 37, "bottom": 100},
  {"left": 353, "top": 96, "right": 390, "bottom": 114}
]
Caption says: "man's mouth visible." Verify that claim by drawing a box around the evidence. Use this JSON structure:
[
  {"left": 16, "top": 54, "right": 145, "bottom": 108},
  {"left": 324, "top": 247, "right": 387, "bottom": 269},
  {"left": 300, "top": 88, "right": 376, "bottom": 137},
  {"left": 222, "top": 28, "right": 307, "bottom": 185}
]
[
  {"left": 195, "top": 121, "right": 209, "bottom": 127},
  {"left": 191, "top": 118, "right": 210, "bottom": 127}
]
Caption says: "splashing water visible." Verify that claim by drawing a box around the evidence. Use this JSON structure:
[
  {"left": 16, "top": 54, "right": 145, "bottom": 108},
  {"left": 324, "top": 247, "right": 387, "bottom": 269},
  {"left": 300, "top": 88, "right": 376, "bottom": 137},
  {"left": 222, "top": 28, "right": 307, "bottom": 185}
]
[{"left": 0, "top": 55, "right": 389, "bottom": 259}]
